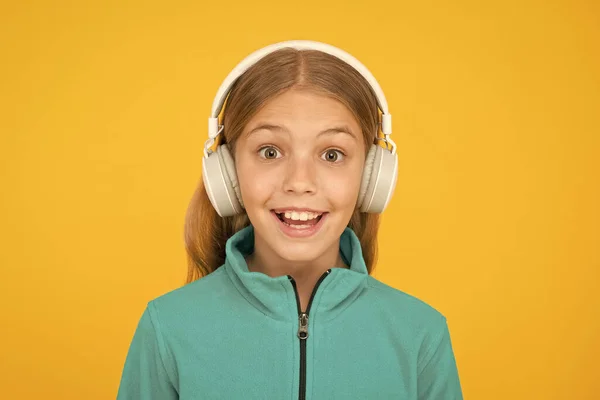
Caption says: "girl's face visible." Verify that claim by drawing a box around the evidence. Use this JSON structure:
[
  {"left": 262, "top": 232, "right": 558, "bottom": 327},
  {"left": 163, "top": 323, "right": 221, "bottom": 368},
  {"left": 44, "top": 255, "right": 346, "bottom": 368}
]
[{"left": 234, "top": 88, "right": 366, "bottom": 265}]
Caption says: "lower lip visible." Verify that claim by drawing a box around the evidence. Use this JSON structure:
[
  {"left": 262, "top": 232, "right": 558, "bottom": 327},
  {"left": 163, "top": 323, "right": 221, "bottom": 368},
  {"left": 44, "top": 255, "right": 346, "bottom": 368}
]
[{"left": 271, "top": 211, "right": 327, "bottom": 238}]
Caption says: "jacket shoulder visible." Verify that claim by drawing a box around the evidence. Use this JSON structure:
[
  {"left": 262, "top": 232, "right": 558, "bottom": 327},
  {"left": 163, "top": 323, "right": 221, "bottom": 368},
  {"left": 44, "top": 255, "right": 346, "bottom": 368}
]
[
  {"left": 147, "top": 266, "right": 230, "bottom": 316},
  {"left": 366, "top": 276, "right": 447, "bottom": 329}
]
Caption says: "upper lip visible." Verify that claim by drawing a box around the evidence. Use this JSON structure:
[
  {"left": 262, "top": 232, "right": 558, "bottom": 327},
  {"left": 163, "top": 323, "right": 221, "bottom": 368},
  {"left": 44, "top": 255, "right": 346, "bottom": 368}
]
[{"left": 272, "top": 207, "right": 326, "bottom": 214}]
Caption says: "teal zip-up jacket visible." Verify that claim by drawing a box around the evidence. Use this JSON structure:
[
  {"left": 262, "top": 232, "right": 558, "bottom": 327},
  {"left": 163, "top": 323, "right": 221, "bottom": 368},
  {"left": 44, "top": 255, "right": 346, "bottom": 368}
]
[{"left": 117, "top": 225, "right": 463, "bottom": 399}]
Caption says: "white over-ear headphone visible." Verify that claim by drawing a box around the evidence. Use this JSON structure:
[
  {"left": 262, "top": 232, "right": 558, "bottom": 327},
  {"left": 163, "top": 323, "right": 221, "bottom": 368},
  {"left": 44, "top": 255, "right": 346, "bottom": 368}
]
[{"left": 202, "top": 40, "right": 398, "bottom": 217}]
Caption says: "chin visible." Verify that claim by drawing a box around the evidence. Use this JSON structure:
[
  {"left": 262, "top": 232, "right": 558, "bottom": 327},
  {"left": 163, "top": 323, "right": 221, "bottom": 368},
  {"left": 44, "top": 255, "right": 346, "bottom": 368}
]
[{"left": 272, "top": 241, "right": 327, "bottom": 262}]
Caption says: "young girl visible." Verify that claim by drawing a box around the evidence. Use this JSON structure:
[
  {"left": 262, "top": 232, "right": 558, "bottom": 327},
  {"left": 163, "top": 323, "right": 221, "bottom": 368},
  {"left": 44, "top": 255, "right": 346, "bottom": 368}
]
[{"left": 117, "top": 40, "right": 463, "bottom": 399}]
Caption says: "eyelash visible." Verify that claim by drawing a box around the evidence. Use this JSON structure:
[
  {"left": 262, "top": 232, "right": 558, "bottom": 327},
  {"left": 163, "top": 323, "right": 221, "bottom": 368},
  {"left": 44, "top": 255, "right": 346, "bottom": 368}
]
[{"left": 257, "top": 146, "right": 346, "bottom": 163}]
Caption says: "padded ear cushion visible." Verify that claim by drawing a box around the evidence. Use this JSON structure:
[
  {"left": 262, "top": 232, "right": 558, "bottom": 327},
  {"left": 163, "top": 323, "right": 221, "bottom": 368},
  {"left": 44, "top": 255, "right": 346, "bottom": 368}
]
[
  {"left": 358, "top": 144, "right": 398, "bottom": 213},
  {"left": 217, "top": 144, "right": 244, "bottom": 208},
  {"left": 202, "top": 144, "right": 244, "bottom": 217},
  {"left": 357, "top": 144, "right": 378, "bottom": 208}
]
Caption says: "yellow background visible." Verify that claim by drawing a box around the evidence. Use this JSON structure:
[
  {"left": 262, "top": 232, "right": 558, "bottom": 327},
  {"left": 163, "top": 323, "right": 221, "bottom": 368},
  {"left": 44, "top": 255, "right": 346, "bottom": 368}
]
[{"left": 1, "top": 0, "right": 598, "bottom": 398}]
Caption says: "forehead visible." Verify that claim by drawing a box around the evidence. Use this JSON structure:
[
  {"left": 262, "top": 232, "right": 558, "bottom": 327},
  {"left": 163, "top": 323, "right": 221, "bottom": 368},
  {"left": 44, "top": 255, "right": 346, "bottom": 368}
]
[{"left": 244, "top": 89, "right": 361, "bottom": 134}]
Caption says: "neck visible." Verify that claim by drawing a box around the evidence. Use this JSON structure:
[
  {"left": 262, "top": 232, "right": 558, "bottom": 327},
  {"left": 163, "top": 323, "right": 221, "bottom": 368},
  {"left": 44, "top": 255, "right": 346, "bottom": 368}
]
[{"left": 245, "top": 234, "right": 349, "bottom": 312}]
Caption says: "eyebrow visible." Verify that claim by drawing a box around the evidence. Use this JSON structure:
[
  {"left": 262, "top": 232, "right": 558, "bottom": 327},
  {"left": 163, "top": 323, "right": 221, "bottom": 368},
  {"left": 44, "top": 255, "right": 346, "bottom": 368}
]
[{"left": 245, "top": 123, "right": 357, "bottom": 140}]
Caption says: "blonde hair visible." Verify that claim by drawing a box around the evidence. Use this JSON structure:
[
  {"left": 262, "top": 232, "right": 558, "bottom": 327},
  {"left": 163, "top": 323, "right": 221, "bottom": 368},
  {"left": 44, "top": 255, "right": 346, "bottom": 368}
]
[{"left": 184, "top": 48, "right": 382, "bottom": 283}]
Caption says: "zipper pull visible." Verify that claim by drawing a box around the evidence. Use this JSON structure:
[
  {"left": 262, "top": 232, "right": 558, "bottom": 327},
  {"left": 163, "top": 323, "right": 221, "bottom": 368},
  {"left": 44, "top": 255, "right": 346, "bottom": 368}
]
[{"left": 297, "top": 312, "right": 309, "bottom": 339}]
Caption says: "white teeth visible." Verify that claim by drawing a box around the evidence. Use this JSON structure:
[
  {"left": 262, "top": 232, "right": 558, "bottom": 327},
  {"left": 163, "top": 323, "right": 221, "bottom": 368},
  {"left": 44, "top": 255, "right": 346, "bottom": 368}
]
[{"left": 282, "top": 211, "right": 321, "bottom": 221}]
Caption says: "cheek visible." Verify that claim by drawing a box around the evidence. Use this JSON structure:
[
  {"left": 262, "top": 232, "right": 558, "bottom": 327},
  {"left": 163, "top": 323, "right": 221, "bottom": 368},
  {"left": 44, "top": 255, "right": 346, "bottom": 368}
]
[
  {"left": 324, "top": 166, "right": 363, "bottom": 206},
  {"left": 236, "top": 160, "right": 278, "bottom": 204}
]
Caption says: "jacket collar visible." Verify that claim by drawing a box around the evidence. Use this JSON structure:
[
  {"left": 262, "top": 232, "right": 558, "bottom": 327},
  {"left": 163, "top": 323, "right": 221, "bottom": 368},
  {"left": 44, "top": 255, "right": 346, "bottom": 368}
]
[{"left": 223, "top": 224, "right": 369, "bottom": 321}]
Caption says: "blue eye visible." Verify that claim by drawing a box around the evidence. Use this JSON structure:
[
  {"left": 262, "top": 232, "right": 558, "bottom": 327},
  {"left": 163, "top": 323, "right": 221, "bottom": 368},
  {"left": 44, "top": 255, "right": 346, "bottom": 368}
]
[
  {"left": 321, "top": 149, "right": 345, "bottom": 163},
  {"left": 258, "top": 146, "right": 281, "bottom": 159}
]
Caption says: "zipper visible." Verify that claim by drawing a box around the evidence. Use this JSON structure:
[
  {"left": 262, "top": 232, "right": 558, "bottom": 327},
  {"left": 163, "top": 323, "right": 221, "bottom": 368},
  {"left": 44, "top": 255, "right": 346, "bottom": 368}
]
[{"left": 288, "top": 269, "right": 332, "bottom": 400}]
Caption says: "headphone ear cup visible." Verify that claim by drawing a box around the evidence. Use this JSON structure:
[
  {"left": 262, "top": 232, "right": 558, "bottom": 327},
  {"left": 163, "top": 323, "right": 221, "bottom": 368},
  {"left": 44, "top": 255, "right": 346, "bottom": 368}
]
[
  {"left": 358, "top": 144, "right": 398, "bottom": 213},
  {"left": 202, "top": 144, "right": 244, "bottom": 217}
]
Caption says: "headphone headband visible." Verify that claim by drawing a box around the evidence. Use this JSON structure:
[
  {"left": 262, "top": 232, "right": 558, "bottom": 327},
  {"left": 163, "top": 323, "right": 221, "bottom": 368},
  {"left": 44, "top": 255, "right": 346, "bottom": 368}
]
[{"left": 207, "top": 40, "right": 393, "bottom": 143}]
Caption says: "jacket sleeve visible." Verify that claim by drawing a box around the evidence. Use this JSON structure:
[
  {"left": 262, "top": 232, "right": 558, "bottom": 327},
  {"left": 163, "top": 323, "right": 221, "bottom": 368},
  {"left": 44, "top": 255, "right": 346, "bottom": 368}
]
[
  {"left": 116, "top": 303, "right": 178, "bottom": 400},
  {"left": 417, "top": 318, "right": 463, "bottom": 400}
]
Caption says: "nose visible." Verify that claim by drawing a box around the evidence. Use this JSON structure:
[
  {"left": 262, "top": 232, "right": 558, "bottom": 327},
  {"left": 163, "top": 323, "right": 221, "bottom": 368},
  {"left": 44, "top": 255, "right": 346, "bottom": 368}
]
[{"left": 282, "top": 154, "right": 317, "bottom": 195}]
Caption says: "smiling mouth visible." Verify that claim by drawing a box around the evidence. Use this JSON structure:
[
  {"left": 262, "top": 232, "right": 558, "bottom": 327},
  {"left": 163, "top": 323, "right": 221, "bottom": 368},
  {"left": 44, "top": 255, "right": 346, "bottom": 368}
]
[
  {"left": 273, "top": 211, "right": 325, "bottom": 226},
  {"left": 270, "top": 210, "right": 328, "bottom": 238}
]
